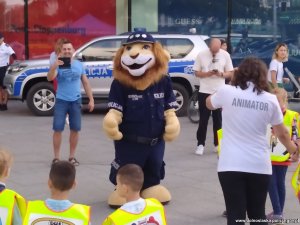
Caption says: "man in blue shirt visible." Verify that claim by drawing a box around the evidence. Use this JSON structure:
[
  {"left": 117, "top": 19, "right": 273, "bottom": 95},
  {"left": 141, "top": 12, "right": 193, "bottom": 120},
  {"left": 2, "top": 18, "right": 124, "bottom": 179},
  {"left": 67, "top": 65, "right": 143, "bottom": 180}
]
[{"left": 47, "top": 39, "right": 94, "bottom": 166}]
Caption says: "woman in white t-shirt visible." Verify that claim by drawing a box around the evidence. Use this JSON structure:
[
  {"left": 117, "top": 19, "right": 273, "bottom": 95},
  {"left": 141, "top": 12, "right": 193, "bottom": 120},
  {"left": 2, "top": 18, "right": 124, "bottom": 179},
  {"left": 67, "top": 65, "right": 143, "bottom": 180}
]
[
  {"left": 268, "top": 43, "right": 289, "bottom": 89},
  {"left": 206, "top": 57, "right": 299, "bottom": 225}
]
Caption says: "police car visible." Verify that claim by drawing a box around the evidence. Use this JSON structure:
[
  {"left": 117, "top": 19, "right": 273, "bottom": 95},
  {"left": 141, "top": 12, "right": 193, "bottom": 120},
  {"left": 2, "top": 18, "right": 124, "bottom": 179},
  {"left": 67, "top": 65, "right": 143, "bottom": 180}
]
[{"left": 4, "top": 34, "right": 209, "bottom": 116}]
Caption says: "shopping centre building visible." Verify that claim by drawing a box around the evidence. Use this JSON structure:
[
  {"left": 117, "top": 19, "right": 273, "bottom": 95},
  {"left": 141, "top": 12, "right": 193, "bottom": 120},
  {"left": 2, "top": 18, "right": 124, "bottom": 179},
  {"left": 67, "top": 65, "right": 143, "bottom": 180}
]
[{"left": 1, "top": 0, "right": 300, "bottom": 71}]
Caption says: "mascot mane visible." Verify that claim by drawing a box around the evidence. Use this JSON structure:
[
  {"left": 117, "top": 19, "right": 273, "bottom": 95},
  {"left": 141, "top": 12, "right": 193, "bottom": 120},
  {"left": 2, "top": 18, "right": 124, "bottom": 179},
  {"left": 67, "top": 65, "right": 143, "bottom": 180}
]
[{"left": 113, "top": 42, "right": 169, "bottom": 90}]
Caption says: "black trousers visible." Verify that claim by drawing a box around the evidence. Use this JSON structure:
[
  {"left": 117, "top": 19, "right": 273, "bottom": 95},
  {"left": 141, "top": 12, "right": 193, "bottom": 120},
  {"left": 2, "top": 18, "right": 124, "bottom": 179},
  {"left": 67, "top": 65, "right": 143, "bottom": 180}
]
[
  {"left": 218, "top": 171, "right": 271, "bottom": 225},
  {"left": 196, "top": 92, "right": 222, "bottom": 146}
]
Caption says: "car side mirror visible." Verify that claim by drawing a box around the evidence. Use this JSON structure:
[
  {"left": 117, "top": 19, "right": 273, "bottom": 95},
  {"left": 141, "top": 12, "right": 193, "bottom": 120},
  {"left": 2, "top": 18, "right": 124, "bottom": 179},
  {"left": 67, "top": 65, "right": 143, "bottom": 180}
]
[{"left": 75, "top": 52, "right": 83, "bottom": 61}]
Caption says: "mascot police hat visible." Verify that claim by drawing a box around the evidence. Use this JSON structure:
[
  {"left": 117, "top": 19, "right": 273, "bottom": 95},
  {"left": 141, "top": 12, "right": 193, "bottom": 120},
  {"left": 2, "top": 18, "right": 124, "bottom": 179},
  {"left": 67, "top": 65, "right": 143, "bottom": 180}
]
[{"left": 123, "top": 31, "right": 155, "bottom": 45}]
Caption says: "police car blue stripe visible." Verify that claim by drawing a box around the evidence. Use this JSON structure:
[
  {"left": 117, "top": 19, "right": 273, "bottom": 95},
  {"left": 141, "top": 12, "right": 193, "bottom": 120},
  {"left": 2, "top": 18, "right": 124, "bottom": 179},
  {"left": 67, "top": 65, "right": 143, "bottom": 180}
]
[
  {"left": 168, "top": 60, "right": 194, "bottom": 75},
  {"left": 14, "top": 68, "right": 49, "bottom": 96}
]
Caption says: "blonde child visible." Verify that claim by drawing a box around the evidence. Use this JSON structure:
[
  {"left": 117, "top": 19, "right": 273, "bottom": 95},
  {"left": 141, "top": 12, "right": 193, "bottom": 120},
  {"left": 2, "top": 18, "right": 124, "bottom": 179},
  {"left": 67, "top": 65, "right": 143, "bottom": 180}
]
[
  {"left": 102, "top": 164, "right": 167, "bottom": 225},
  {"left": 267, "top": 88, "right": 299, "bottom": 220},
  {"left": 23, "top": 160, "right": 90, "bottom": 225},
  {"left": 0, "top": 148, "right": 26, "bottom": 225}
]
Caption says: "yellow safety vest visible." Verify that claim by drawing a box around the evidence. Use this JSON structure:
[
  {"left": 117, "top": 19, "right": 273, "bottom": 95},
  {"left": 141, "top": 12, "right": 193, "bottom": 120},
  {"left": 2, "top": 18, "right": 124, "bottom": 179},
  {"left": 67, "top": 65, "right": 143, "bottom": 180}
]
[
  {"left": 102, "top": 198, "right": 167, "bottom": 225},
  {"left": 217, "top": 110, "right": 299, "bottom": 162},
  {"left": 291, "top": 162, "right": 300, "bottom": 200},
  {"left": 22, "top": 200, "right": 90, "bottom": 225},
  {"left": 271, "top": 110, "right": 299, "bottom": 162},
  {"left": 0, "top": 189, "right": 26, "bottom": 225}
]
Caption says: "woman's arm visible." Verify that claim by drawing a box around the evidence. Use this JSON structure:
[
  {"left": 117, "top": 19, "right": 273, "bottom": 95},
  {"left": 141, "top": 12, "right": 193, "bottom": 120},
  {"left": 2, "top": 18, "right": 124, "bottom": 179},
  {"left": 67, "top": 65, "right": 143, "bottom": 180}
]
[
  {"left": 273, "top": 123, "right": 299, "bottom": 155},
  {"left": 206, "top": 95, "right": 215, "bottom": 110},
  {"left": 270, "top": 70, "right": 277, "bottom": 88}
]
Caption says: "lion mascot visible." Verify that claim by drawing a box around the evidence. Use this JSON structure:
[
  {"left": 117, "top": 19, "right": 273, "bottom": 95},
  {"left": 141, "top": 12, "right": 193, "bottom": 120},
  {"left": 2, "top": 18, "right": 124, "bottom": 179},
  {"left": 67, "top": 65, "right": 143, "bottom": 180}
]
[{"left": 103, "top": 30, "right": 180, "bottom": 207}]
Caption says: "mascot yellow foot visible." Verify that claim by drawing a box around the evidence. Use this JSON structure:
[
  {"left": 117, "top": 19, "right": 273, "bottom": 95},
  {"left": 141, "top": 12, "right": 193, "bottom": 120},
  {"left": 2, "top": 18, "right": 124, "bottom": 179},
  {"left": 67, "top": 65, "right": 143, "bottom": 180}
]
[
  {"left": 141, "top": 185, "right": 171, "bottom": 205},
  {"left": 108, "top": 190, "right": 126, "bottom": 209}
]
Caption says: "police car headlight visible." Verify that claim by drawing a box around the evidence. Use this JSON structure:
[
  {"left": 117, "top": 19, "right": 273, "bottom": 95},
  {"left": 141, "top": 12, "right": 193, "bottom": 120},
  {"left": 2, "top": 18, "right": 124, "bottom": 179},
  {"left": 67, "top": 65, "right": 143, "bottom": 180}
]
[{"left": 7, "top": 63, "right": 28, "bottom": 74}]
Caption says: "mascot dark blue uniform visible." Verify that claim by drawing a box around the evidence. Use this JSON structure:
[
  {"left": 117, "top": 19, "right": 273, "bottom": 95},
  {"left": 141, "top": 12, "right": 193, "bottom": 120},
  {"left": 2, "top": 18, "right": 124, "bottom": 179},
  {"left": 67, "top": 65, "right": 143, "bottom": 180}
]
[{"left": 103, "top": 31, "right": 180, "bottom": 207}]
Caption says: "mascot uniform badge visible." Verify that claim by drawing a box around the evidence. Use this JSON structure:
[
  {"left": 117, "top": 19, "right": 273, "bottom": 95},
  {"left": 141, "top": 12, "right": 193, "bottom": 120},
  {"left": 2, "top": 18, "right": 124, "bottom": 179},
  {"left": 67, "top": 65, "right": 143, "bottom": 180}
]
[{"left": 103, "top": 31, "right": 180, "bottom": 207}]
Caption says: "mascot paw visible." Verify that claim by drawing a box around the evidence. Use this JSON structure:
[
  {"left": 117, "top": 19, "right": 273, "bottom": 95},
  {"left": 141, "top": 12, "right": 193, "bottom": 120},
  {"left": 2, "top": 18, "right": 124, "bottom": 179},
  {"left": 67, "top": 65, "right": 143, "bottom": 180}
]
[
  {"left": 108, "top": 190, "right": 127, "bottom": 209},
  {"left": 141, "top": 185, "right": 171, "bottom": 205},
  {"left": 163, "top": 109, "right": 180, "bottom": 142},
  {"left": 103, "top": 109, "right": 123, "bottom": 140}
]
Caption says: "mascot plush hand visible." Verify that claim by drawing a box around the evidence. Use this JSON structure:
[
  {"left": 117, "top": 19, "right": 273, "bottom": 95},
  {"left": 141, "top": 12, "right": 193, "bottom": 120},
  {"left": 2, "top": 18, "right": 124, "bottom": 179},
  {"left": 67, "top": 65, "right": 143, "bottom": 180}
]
[{"left": 103, "top": 30, "right": 180, "bottom": 207}]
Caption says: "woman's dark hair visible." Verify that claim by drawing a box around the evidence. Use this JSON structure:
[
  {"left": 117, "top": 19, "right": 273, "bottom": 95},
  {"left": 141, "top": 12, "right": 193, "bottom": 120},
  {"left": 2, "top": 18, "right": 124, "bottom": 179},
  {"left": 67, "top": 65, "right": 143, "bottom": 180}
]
[{"left": 231, "top": 57, "right": 269, "bottom": 94}]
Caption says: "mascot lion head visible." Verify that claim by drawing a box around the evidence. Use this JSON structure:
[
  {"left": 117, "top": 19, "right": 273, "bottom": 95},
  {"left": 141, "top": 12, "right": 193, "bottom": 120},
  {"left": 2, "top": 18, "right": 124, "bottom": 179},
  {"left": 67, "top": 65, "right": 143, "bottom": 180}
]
[{"left": 113, "top": 31, "right": 170, "bottom": 90}]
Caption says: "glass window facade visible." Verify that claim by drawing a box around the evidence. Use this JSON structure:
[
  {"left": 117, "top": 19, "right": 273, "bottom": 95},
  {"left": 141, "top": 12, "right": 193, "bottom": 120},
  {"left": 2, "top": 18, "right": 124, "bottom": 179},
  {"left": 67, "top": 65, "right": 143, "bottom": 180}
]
[
  {"left": 1, "top": 0, "right": 300, "bottom": 74},
  {"left": 156, "top": 0, "right": 300, "bottom": 74}
]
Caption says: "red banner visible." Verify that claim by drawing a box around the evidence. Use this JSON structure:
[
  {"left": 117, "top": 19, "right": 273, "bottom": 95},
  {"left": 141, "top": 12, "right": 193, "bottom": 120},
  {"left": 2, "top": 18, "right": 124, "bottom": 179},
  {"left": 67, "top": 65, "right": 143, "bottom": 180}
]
[{"left": 1, "top": 0, "right": 116, "bottom": 59}]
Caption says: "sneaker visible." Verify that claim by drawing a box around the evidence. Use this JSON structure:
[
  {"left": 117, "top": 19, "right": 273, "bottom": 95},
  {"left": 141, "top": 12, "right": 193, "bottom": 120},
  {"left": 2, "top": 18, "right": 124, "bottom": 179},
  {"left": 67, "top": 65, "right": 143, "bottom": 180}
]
[
  {"left": 69, "top": 157, "right": 80, "bottom": 166},
  {"left": 0, "top": 104, "right": 6, "bottom": 111},
  {"left": 270, "top": 215, "right": 283, "bottom": 224},
  {"left": 222, "top": 210, "right": 227, "bottom": 217},
  {"left": 51, "top": 158, "right": 59, "bottom": 166},
  {"left": 195, "top": 145, "right": 204, "bottom": 155},
  {"left": 266, "top": 212, "right": 273, "bottom": 220},
  {"left": 266, "top": 212, "right": 283, "bottom": 223}
]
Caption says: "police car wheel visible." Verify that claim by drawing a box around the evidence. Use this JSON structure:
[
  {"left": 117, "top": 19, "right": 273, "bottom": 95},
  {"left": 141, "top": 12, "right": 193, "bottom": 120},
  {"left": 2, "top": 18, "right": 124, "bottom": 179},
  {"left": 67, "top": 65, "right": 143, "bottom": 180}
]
[
  {"left": 26, "top": 82, "right": 55, "bottom": 116},
  {"left": 187, "top": 90, "right": 200, "bottom": 123},
  {"left": 172, "top": 83, "right": 189, "bottom": 117}
]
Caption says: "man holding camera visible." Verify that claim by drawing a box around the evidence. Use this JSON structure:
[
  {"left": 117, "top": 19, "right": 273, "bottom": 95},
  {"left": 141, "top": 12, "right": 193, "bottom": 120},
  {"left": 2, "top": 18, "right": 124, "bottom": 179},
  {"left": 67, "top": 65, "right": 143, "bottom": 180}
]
[
  {"left": 193, "top": 38, "right": 233, "bottom": 155},
  {"left": 47, "top": 38, "right": 94, "bottom": 166}
]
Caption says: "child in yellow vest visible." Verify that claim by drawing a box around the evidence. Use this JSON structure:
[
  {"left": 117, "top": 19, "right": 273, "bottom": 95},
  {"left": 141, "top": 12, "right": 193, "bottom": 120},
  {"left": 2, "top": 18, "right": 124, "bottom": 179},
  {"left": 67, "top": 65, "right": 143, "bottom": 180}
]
[
  {"left": 0, "top": 148, "right": 26, "bottom": 225},
  {"left": 23, "top": 160, "right": 91, "bottom": 225},
  {"left": 102, "top": 164, "right": 167, "bottom": 225},
  {"left": 267, "top": 88, "right": 299, "bottom": 221}
]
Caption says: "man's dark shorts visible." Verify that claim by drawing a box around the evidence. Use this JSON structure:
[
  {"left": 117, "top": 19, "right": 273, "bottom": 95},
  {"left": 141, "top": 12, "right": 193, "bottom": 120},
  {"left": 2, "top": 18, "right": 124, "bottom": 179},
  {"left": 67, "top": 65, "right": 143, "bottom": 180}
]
[{"left": 0, "top": 66, "right": 8, "bottom": 89}]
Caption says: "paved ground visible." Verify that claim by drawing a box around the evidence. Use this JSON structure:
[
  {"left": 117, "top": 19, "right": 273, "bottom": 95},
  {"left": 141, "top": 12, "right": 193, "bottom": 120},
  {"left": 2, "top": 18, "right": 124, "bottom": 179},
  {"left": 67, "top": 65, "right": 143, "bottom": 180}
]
[{"left": 0, "top": 100, "right": 299, "bottom": 225}]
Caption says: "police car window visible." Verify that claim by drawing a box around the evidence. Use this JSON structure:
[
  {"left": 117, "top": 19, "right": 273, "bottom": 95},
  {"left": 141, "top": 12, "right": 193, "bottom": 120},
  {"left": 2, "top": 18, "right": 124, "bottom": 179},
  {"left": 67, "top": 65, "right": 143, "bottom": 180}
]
[
  {"left": 158, "top": 38, "right": 193, "bottom": 59},
  {"left": 80, "top": 39, "right": 125, "bottom": 61}
]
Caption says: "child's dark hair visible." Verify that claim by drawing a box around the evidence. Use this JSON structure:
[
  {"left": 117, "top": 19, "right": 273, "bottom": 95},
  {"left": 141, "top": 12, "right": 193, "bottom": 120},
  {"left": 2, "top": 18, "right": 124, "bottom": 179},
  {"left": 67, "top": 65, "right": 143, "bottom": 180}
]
[
  {"left": 49, "top": 160, "right": 76, "bottom": 191},
  {"left": 117, "top": 164, "right": 144, "bottom": 192}
]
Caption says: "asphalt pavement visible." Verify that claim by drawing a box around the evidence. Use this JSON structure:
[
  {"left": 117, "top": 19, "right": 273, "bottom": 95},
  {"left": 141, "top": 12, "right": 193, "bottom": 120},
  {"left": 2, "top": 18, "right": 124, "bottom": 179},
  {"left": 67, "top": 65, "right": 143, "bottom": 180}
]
[{"left": 0, "top": 100, "right": 299, "bottom": 225}]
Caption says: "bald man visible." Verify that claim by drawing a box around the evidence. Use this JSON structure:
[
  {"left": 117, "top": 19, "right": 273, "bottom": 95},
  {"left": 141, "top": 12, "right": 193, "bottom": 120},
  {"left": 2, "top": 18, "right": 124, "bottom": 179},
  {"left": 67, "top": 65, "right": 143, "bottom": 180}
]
[{"left": 193, "top": 38, "right": 234, "bottom": 155}]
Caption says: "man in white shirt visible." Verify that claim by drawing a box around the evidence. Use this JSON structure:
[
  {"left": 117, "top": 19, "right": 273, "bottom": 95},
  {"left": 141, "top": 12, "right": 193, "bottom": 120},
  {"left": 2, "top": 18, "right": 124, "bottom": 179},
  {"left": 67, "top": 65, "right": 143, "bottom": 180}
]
[
  {"left": 193, "top": 38, "right": 233, "bottom": 155},
  {"left": 0, "top": 33, "right": 16, "bottom": 111}
]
